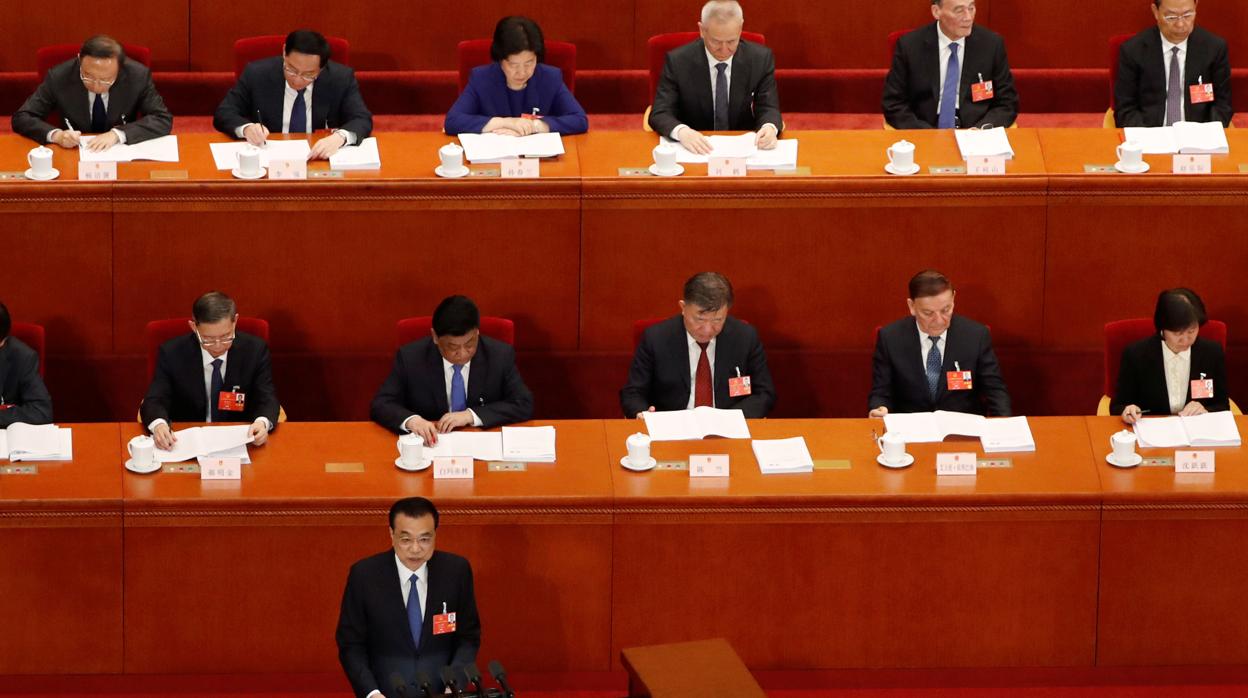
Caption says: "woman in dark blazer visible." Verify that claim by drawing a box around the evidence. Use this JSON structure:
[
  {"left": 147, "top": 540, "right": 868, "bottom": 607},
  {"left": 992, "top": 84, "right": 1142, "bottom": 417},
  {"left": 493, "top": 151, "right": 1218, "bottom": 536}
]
[
  {"left": 1112, "top": 288, "right": 1229, "bottom": 424},
  {"left": 444, "top": 16, "right": 588, "bottom": 136}
]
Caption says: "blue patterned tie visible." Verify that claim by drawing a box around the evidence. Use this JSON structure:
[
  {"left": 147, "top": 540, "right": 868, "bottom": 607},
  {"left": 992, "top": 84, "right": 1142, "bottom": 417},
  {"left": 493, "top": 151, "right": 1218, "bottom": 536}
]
[
  {"left": 290, "top": 88, "right": 307, "bottom": 134},
  {"left": 938, "top": 43, "right": 960, "bottom": 129},
  {"left": 714, "top": 62, "right": 729, "bottom": 131},
  {"left": 209, "top": 358, "right": 224, "bottom": 422},
  {"left": 91, "top": 93, "right": 108, "bottom": 133},
  {"left": 926, "top": 336, "right": 942, "bottom": 401},
  {"left": 407, "top": 572, "right": 422, "bottom": 651},
  {"left": 451, "top": 365, "right": 467, "bottom": 412}
]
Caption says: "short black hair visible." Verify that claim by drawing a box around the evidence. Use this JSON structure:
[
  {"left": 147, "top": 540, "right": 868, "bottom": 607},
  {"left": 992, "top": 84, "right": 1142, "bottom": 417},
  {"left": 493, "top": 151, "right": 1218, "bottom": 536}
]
[
  {"left": 491, "top": 16, "right": 546, "bottom": 63},
  {"left": 284, "top": 29, "right": 331, "bottom": 67},
  {"left": 192, "top": 291, "right": 237, "bottom": 325},
  {"left": 80, "top": 35, "right": 125, "bottom": 64},
  {"left": 683, "top": 272, "right": 734, "bottom": 312},
  {"left": 1154, "top": 288, "right": 1207, "bottom": 333},
  {"left": 432, "top": 295, "right": 480, "bottom": 337},
  {"left": 908, "top": 270, "right": 953, "bottom": 300},
  {"left": 389, "top": 497, "right": 440, "bottom": 529},
  {"left": 0, "top": 302, "right": 10, "bottom": 340}
]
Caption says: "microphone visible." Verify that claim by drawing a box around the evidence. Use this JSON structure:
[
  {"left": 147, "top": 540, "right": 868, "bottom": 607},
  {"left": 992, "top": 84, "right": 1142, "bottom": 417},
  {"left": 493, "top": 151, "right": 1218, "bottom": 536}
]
[
  {"left": 441, "top": 666, "right": 465, "bottom": 697},
  {"left": 489, "top": 660, "right": 516, "bottom": 698},
  {"left": 413, "top": 671, "right": 435, "bottom": 698},
  {"left": 464, "top": 664, "right": 489, "bottom": 697},
  {"left": 389, "top": 673, "right": 410, "bottom": 698}
]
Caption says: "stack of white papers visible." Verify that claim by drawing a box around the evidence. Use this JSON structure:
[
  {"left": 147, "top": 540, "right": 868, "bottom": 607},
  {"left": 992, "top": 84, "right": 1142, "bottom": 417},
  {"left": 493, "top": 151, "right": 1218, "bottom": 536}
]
[
  {"left": 642, "top": 407, "right": 751, "bottom": 441},
  {"left": 1124, "top": 122, "right": 1229, "bottom": 154},
  {"left": 425, "top": 432, "right": 503, "bottom": 461},
  {"left": 1134, "top": 411, "right": 1242, "bottom": 448},
  {"left": 209, "top": 140, "right": 311, "bottom": 170},
  {"left": 79, "top": 134, "right": 180, "bottom": 162},
  {"left": 745, "top": 140, "right": 799, "bottom": 169},
  {"left": 329, "top": 137, "right": 381, "bottom": 170},
  {"left": 883, "top": 411, "right": 987, "bottom": 443},
  {"left": 501, "top": 426, "right": 556, "bottom": 462},
  {"left": 979, "top": 416, "right": 1036, "bottom": 453},
  {"left": 954, "top": 128, "right": 1014, "bottom": 160},
  {"left": 156, "top": 425, "right": 253, "bottom": 463},
  {"left": 457, "top": 132, "right": 565, "bottom": 162},
  {"left": 661, "top": 134, "right": 798, "bottom": 169},
  {"left": 752, "top": 437, "right": 814, "bottom": 474},
  {"left": 0, "top": 423, "right": 73, "bottom": 461}
]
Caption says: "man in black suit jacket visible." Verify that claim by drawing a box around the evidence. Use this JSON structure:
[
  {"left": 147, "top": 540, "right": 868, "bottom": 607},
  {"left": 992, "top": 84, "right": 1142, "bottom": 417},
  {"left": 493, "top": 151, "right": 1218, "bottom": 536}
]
[
  {"left": 337, "top": 497, "right": 481, "bottom": 698},
  {"left": 371, "top": 296, "right": 533, "bottom": 444},
  {"left": 140, "top": 292, "right": 280, "bottom": 450},
  {"left": 620, "top": 272, "right": 775, "bottom": 418},
  {"left": 648, "top": 1, "right": 782, "bottom": 155},
  {"left": 1114, "top": 1, "right": 1232, "bottom": 127},
  {"left": 869, "top": 270, "right": 1010, "bottom": 417},
  {"left": 882, "top": 0, "right": 1019, "bottom": 129},
  {"left": 12, "top": 35, "right": 172, "bottom": 150},
  {"left": 0, "top": 303, "right": 53, "bottom": 427},
  {"left": 214, "top": 29, "right": 372, "bottom": 160}
]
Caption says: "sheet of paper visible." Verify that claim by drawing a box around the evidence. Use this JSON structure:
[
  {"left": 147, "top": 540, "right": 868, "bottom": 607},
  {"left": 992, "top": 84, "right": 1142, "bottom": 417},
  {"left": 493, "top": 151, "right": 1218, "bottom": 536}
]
[
  {"left": 752, "top": 437, "right": 814, "bottom": 474},
  {"left": 204, "top": 442, "right": 252, "bottom": 465},
  {"left": 746, "top": 139, "right": 798, "bottom": 169},
  {"left": 662, "top": 133, "right": 758, "bottom": 164},
  {"left": 1174, "top": 121, "right": 1229, "bottom": 154},
  {"left": 501, "top": 426, "right": 556, "bottom": 462},
  {"left": 935, "top": 410, "right": 988, "bottom": 438},
  {"left": 209, "top": 140, "right": 311, "bottom": 170},
  {"left": 1123, "top": 127, "right": 1180, "bottom": 154},
  {"left": 1133, "top": 416, "right": 1190, "bottom": 449},
  {"left": 426, "top": 431, "right": 504, "bottom": 461},
  {"left": 329, "top": 137, "right": 381, "bottom": 170},
  {"left": 954, "top": 127, "right": 1014, "bottom": 160},
  {"left": 458, "top": 132, "right": 565, "bottom": 162},
  {"left": 4, "top": 423, "right": 73, "bottom": 461},
  {"left": 979, "top": 416, "right": 1036, "bottom": 453},
  {"left": 156, "top": 425, "right": 254, "bottom": 463},
  {"left": 79, "top": 135, "right": 180, "bottom": 163},
  {"left": 643, "top": 407, "right": 751, "bottom": 441},
  {"left": 1182, "top": 410, "right": 1241, "bottom": 447},
  {"left": 883, "top": 412, "right": 944, "bottom": 443}
]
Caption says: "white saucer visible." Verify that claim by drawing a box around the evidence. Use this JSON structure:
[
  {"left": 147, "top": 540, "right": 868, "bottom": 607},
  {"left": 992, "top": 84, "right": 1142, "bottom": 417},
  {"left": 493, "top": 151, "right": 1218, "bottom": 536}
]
[
  {"left": 125, "top": 458, "right": 160, "bottom": 474},
  {"left": 231, "top": 167, "right": 266, "bottom": 180},
  {"left": 1106, "top": 452, "right": 1143, "bottom": 468},
  {"left": 884, "top": 162, "right": 920, "bottom": 176},
  {"left": 1114, "top": 161, "right": 1149, "bottom": 174},
  {"left": 620, "top": 455, "right": 657, "bottom": 472},
  {"left": 877, "top": 453, "right": 915, "bottom": 469},
  {"left": 435, "top": 165, "right": 470, "bottom": 178},
  {"left": 25, "top": 167, "right": 59, "bottom": 181},
  {"left": 395, "top": 456, "right": 433, "bottom": 472},
  {"left": 649, "top": 163, "right": 684, "bottom": 177}
]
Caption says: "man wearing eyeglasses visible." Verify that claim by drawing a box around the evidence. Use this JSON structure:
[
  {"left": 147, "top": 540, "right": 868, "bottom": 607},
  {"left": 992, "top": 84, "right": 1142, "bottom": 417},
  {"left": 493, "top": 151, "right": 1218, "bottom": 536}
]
[
  {"left": 1114, "top": 0, "right": 1231, "bottom": 127},
  {"left": 214, "top": 29, "right": 373, "bottom": 160},
  {"left": 11, "top": 35, "right": 172, "bottom": 151},
  {"left": 140, "top": 291, "right": 280, "bottom": 451}
]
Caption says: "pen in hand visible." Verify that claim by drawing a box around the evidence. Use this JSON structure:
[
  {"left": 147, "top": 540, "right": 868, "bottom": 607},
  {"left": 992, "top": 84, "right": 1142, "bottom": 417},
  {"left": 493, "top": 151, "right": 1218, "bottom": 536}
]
[{"left": 254, "top": 110, "right": 267, "bottom": 147}]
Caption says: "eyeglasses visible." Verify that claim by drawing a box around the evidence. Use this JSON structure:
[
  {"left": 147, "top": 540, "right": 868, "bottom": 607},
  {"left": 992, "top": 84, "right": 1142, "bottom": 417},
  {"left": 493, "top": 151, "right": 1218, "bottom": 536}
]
[
  {"left": 1162, "top": 11, "right": 1196, "bottom": 23},
  {"left": 283, "top": 60, "right": 322, "bottom": 82},
  {"left": 79, "top": 72, "right": 116, "bottom": 87},
  {"left": 195, "top": 331, "right": 236, "bottom": 347}
]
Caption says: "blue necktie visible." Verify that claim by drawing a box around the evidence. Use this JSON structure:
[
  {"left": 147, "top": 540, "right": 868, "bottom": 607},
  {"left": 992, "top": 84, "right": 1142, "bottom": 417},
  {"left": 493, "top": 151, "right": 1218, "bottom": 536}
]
[
  {"left": 290, "top": 88, "right": 307, "bottom": 134},
  {"left": 407, "top": 572, "right": 422, "bottom": 651},
  {"left": 209, "top": 358, "right": 224, "bottom": 422},
  {"left": 938, "top": 43, "right": 960, "bottom": 129},
  {"left": 91, "top": 93, "right": 108, "bottom": 133},
  {"left": 451, "top": 364, "right": 467, "bottom": 412},
  {"left": 926, "top": 336, "right": 943, "bottom": 401},
  {"left": 714, "top": 62, "right": 729, "bottom": 131}
]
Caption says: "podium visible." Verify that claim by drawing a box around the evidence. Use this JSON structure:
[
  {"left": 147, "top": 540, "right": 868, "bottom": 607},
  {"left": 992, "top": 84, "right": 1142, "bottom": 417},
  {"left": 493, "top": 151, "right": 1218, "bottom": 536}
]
[{"left": 620, "top": 638, "right": 766, "bottom": 698}]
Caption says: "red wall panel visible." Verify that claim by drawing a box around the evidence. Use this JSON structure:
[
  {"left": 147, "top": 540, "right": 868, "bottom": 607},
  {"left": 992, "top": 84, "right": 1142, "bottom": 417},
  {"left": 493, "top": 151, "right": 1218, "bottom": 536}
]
[{"left": 0, "top": 1, "right": 190, "bottom": 71}]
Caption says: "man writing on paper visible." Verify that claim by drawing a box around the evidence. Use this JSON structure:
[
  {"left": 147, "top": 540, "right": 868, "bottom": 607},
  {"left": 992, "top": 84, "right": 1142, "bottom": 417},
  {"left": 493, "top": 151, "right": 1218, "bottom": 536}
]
[
  {"left": 371, "top": 296, "right": 533, "bottom": 445},
  {"left": 1114, "top": 0, "right": 1232, "bottom": 127},
  {"left": 214, "top": 30, "right": 373, "bottom": 160},
  {"left": 337, "top": 497, "right": 481, "bottom": 698},
  {"left": 140, "top": 291, "right": 280, "bottom": 450},
  {"left": 882, "top": 0, "right": 1019, "bottom": 129},
  {"left": 12, "top": 35, "right": 172, "bottom": 151},
  {"left": 868, "top": 270, "right": 1010, "bottom": 417},
  {"left": 0, "top": 302, "right": 53, "bottom": 427},
  {"left": 621, "top": 272, "right": 775, "bottom": 419},
  {"left": 648, "top": 1, "right": 783, "bottom": 155}
]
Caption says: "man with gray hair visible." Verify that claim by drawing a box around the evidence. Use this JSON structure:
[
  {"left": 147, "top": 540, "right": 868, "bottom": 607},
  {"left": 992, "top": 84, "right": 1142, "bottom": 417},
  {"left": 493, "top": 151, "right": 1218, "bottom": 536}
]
[
  {"left": 648, "top": 1, "right": 783, "bottom": 155},
  {"left": 621, "top": 272, "right": 775, "bottom": 418}
]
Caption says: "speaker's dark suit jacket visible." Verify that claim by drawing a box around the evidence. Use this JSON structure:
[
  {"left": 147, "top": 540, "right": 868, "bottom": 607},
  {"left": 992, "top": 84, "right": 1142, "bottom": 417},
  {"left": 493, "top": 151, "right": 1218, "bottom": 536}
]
[
  {"left": 370, "top": 336, "right": 533, "bottom": 433},
  {"left": 140, "top": 332, "right": 280, "bottom": 428},
  {"left": 1110, "top": 336, "right": 1229, "bottom": 416},
  {"left": 336, "top": 549, "right": 481, "bottom": 698},
  {"left": 1114, "top": 26, "right": 1232, "bottom": 127},
  {"left": 869, "top": 315, "right": 1011, "bottom": 416},
  {"left": 11, "top": 58, "right": 172, "bottom": 144},
  {"left": 648, "top": 39, "right": 782, "bottom": 136},
  {"left": 0, "top": 337, "right": 52, "bottom": 427},
  {"left": 883, "top": 23, "right": 1019, "bottom": 129},
  {"left": 620, "top": 315, "right": 776, "bottom": 418},
  {"left": 214, "top": 56, "right": 373, "bottom": 138}
]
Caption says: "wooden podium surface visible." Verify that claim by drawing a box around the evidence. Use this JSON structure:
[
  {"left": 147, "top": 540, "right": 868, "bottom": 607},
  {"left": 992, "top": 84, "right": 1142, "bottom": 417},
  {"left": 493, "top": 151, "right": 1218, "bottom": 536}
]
[{"left": 622, "top": 638, "right": 766, "bottom": 698}]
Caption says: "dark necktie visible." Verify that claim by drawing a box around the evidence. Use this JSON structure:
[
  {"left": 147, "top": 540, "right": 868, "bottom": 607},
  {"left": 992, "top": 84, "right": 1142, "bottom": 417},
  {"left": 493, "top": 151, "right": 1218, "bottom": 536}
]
[
  {"left": 926, "top": 336, "right": 943, "bottom": 401},
  {"left": 407, "top": 572, "right": 422, "bottom": 651},
  {"left": 451, "top": 365, "right": 467, "bottom": 412},
  {"left": 209, "top": 358, "right": 224, "bottom": 422},
  {"left": 938, "top": 43, "right": 960, "bottom": 129},
  {"left": 695, "top": 341, "right": 713, "bottom": 407},
  {"left": 1165, "top": 46, "right": 1182, "bottom": 126},
  {"left": 91, "top": 93, "right": 108, "bottom": 133},
  {"left": 714, "top": 62, "right": 729, "bottom": 131},
  {"left": 290, "top": 88, "right": 307, "bottom": 134}
]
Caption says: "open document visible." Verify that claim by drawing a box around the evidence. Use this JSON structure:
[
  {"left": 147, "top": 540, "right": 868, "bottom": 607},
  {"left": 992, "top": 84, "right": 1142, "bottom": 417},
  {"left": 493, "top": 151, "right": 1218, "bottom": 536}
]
[
  {"left": 752, "top": 437, "right": 814, "bottom": 474},
  {"left": 156, "top": 425, "right": 253, "bottom": 463},
  {"left": 883, "top": 411, "right": 988, "bottom": 443},
  {"left": 457, "top": 132, "right": 565, "bottom": 162},
  {"left": 661, "top": 134, "right": 798, "bottom": 168},
  {"left": 329, "top": 137, "right": 381, "bottom": 170},
  {"left": 425, "top": 431, "right": 504, "bottom": 461},
  {"left": 501, "top": 426, "right": 556, "bottom": 462},
  {"left": 0, "top": 423, "right": 73, "bottom": 461},
  {"left": 954, "top": 127, "right": 1014, "bottom": 160},
  {"left": 209, "top": 140, "right": 311, "bottom": 170},
  {"left": 1133, "top": 411, "right": 1241, "bottom": 448},
  {"left": 1123, "top": 122, "right": 1229, "bottom": 154},
  {"left": 642, "top": 407, "right": 751, "bottom": 441},
  {"left": 79, "top": 134, "right": 180, "bottom": 162}
]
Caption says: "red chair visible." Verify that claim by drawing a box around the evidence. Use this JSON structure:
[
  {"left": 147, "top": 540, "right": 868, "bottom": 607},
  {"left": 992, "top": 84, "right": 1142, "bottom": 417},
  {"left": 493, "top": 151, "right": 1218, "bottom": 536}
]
[
  {"left": 233, "top": 35, "right": 351, "bottom": 79},
  {"left": 456, "top": 39, "right": 577, "bottom": 93},
  {"left": 1104, "top": 33, "right": 1133, "bottom": 127},
  {"left": 9, "top": 323, "right": 46, "bottom": 378},
  {"left": 632, "top": 317, "right": 667, "bottom": 349},
  {"left": 397, "top": 317, "right": 515, "bottom": 348},
  {"left": 642, "top": 30, "right": 766, "bottom": 130},
  {"left": 36, "top": 43, "right": 151, "bottom": 80},
  {"left": 145, "top": 317, "right": 271, "bottom": 381},
  {"left": 1100, "top": 318, "right": 1236, "bottom": 414}
]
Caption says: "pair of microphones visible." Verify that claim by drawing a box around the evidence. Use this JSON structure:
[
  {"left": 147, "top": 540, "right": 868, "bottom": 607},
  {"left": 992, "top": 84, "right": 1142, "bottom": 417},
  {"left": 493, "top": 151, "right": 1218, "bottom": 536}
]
[{"left": 390, "top": 660, "right": 515, "bottom": 698}]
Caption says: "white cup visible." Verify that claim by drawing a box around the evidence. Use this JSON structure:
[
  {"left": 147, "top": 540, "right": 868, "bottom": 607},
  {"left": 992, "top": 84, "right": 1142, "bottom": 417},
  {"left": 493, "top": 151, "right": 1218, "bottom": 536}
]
[
  {"left": 1116, "top": 141, "right": 1144, "bottom": 169},
  {"left": 27, "top": 146, "right": 53, "bottom": 177},
  {"left": 128, "top": 435, "right": 155, "bottom": 467},
  {"left": 398, "top": 434, "right": 425, "bottom": 467},
  {"left": 626, "top": 432, "right": 652, "bottom": 465},
  {"left": 886, "top": 139, "right": 915, "bottom": 170},
  {"left": 1110, "top": 430, "right": 1137, "bottom": 462},
  {"left": 878, "top": 431, "right": 908, "bottom": 465},
  {"left": 236, "top": 146, "right": 262, "bottom": 177},
  {"left": 652, "top": 143, "right": 679, "bottom": 174},
  {"left": 439, "top": 142, "right": 466, "bottom": 174}
]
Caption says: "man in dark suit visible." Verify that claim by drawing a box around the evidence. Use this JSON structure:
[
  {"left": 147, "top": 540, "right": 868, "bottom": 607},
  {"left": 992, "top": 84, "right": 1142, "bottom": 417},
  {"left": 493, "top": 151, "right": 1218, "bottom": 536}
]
[
  {"left": 11, "top": 35, "right": 172, "bottom": 151},
  {"left": 0, "top": 302, "right": 53, "bottom": 427},
  {"left": 371, "top": 296, "right": 533, "bottom": 445},
  {"left": 882, "top": 0, "right": 1019, "bottom": 129},
  {"left": 869, "top": 270, "right": 1010, "bottom": 417},
  {"left": 648, "top": 1, "right": 782, "bottom": 155},
  {"left": 140, "top": 291, "right": 280, "bottom": 451},
  {"left": 621, "top": 272, "right": 775, "bottom": 418},
  {"left": 337, "top": 497, "right": 481, "bottom": 698},
  {"left": 214, "top": 29, "right": 373, "bottom": 160},
  {"left": 1114, "top": 0, "right": 1231, "bottom": 127}
]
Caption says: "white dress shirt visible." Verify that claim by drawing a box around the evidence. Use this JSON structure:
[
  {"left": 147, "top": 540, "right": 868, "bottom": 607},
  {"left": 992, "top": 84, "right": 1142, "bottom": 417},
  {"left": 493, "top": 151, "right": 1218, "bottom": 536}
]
[
  {"left": 364, "top": 556, "right": 429, "bottom": 698},
  {"left": 670, "top": 48, "right": 775, "bottom": 141},
  {"left": 936, "top": 23, "right": 967, "bottom": 113},
  {"left": 1162, "top": 37, "right": 1189, "bottom": 123},
  {"left": 685, "top": 332, "right": 717, "bottom": 409},
  {"left": 46, "top": 91, "right": 127, "bottom": 144},
  {"left": 233, "top": 79, "right": 357, "bottom": 144},
  {"left": 917, "top": 322, "right": 949, "bottom": 369},
  {"left": 1161, "top": 340, "right": 1191, "bottom": 414}
]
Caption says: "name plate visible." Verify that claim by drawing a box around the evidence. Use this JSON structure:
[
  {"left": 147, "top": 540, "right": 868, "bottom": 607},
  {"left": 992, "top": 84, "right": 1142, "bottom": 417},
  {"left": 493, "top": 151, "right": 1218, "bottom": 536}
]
[
  {"left": 308, "top": 169, "right": 344, "bottom": 179},
  {"left": 433, "top": 456, "right": 474, "bottom": 479},
  {"left": 200, "top": 457, "right": 241, "bottom": 480},
  {"left": 0, "top": 171, "right": 27, "bottom": 180},
  {"left": 1175, "top": 450, "right": 1215, "bottom": 473},
  {"left": 936, "top": 452, "right": 978, "bottom": 476},
  {"left": 1142, "top": 456, "right": 1174, "bottom": 467},
  {"left": 501, "top": 157, "right": 540, "bottom": 178},
  {"left": 468, "top": 167, "right": 500, "bottom": 178},
  {"left": 689, "top": 454, "right": 729, "bottom": 477},
  {"left": 79, "top": 161, "right": 117, "bottom": 181},
  {"left": 967, "top": 156, "right": 1006, "bottom": 175},
  {"left": 269, "top": 158, "right": 308, "bottom": 179},
  {"left": 618, "top": 167, "right": 652, "bottom": 177},
  {"left": 1173, "top": 154, "right": 1212, "bottom": 175},
  {"left": 929, "top": 165, "right": 966, "bottom": 175},
  {"left": 163, "top": 463, "right": 199, "bottom": 473},
  {"left": 708, "top": 157, "right": 747, "bottom": 177},
  {"left": 655, "top": 460, "right": 688, "bottom": 471},
  {"left": 977, "top": 457, "right": 1013, "bottom": 469},
  {"left": 1083, "top": 164, "right": 1118, "bottom": 173},
  {"left": 0, "top": 464, "right": 38, "bottom": 475},
  {"left": 487, "top": 461, "right": 527, "bottom": 472}
]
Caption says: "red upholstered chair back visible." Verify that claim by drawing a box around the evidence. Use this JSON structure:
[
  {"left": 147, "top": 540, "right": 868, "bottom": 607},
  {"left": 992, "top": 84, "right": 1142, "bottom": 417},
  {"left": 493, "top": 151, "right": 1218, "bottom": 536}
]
[
  {"left": 886, "top": 29, "right": 911, "bottom": 64},
  {"left": 646, "top": 31, "right": 766, "bottom": 97},
  {"left": 37, "top": 43, "right": 151, "bottom": 80},
  {"left": 633, "top": 317, "right": 668, "bottom": 349},
  {"left": 1108, "top": 33, "right": 1133, "bottom": 108},
  {"left": 456, "top": 39, "right": 577, "bottom": 93},
  {"left": 9, "top": 323, "right": 46, "bottom": 378},
  {"left": 397, "top": 317, "right": 515, "bottom": 348},
  {"left": 233, "top": 35, "right": 351, "bottom": 79},
  {"left": 1104, "top": 318, "right": 1227, "bottom": 396},
  {"left": 145, "top": 317, "right": 271, "bottom": 380}
]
